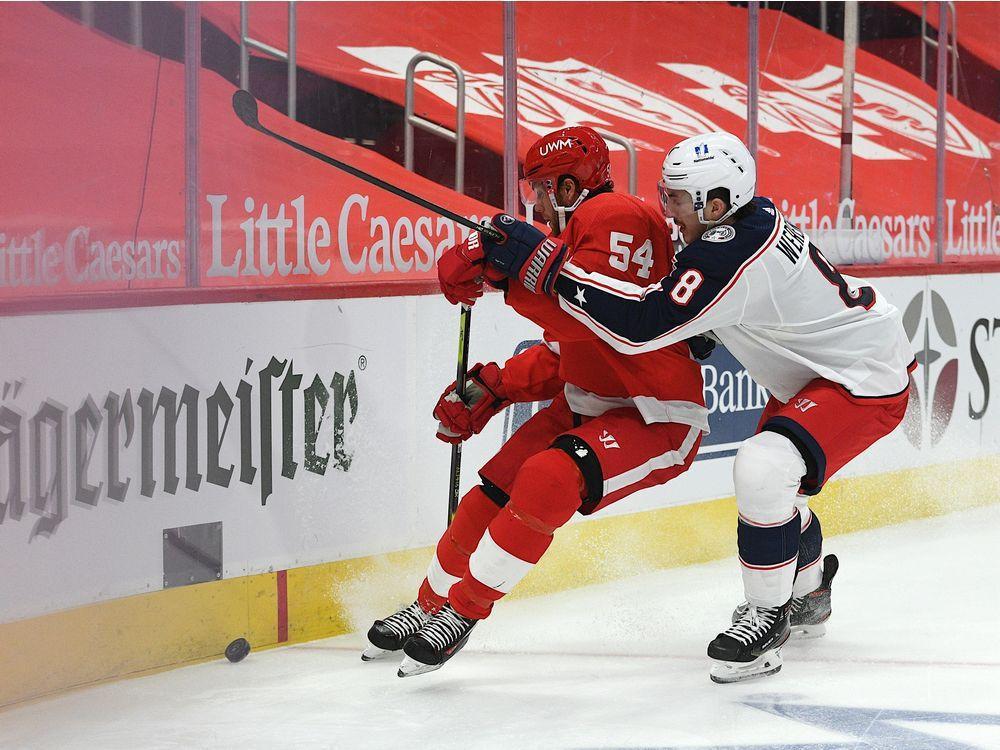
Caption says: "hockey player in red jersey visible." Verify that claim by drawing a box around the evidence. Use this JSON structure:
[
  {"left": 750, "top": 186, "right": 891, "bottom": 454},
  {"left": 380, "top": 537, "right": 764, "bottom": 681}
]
[
  {"left": 475, "top": 131, "right": 915, "bottom": 684},
  {"left": 362, "top": 127, "right": 708, "bottom": 677}
]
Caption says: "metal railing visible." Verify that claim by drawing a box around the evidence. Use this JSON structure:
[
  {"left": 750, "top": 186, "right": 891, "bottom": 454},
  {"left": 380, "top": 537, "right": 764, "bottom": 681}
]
[
  {"left": 747, "top": 0, "right": 760, "bottom": 159},
  {"left": 933, "top": 2, "right": 950, "bottom": 263},
  {"left": 77, "top": 2, "right": 142, "bottom": 46},
  {"left": 130, "top": 1, "right": 142, "bottom": 47},
  {"left": 239, "top": 1, "right": 297, "bottom": 121},
  {"left": 839, "top": 0, "right": 858, "bottom": 214},
  {"left": 921, "top": 1, "right": 958, "bottom": 97},
  {"left": 502, "top": 2, "right": 519, "bottom": 216},
  {"left": 404, "top": 53, "right": 467, "bottom": 195},
  {"left": 594, "top": 130, "right": 638, "bottom": 196},
  {"left": 185, "top": 3, "right": 201, "bottom": 285}
]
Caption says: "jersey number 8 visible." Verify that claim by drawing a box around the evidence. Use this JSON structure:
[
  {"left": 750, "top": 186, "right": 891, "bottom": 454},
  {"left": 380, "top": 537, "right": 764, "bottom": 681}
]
[
  {"left": 670, "top": 269, "right": 704, "bottom": 305},
  {"left": 809, "top": 245, "right": 876, "bottom": 309}
]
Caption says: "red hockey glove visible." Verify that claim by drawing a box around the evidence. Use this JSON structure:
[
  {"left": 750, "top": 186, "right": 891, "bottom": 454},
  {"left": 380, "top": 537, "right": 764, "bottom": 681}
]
[
  {"left": 433, "top": 362, "right": 510, "bottom": 444},
  {"left": 437, "top": 233, "right": 487, "bottom": 306},
  {"left": 482, "top": 263, "right": 509, "bottom": 291},
  {"left": 480, "top": 214, "right": 569, "bottom": 295}
]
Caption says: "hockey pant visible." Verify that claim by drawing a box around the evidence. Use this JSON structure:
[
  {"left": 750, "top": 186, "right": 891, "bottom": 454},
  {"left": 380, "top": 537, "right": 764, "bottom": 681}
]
[
  {"left": 418, "top": 392, "right": 701, "bottom": 619},
  {"left": 735, "top": 374, "right": 912, "bottom": 607}
]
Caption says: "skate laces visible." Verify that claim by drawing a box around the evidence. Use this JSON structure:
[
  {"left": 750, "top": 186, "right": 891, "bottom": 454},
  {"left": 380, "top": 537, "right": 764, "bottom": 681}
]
[
  {"left": 417, "top": 604, "right": 473, "bottom": 650},
  {"left": 379, "top": 602, "right": 429, "bottom": 639},
  {"left": 727, "top": 604, "right": 779, "bottom": 645},
  {"left": 738, "top": 593, "right": 807, "bottom": 625}
]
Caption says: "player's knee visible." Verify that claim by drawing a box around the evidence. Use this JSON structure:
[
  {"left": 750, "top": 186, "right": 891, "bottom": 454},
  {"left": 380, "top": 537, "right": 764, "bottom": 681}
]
[
  {"left": 733, "top": 431, "right": 807, "bottom": 523},
  {"left": 508, "top": 449, "right": 586, "bottom": 529}
]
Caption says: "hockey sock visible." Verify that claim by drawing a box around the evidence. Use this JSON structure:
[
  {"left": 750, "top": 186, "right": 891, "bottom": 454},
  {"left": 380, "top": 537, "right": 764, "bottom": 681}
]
[
  {"left": 792, "top": 508, "right": 824, "bottom": 597},
  {"left": 419, "top": 485, "right": 504, "bottom": 613},
  {"left": 738, "top": 508, "right": 801, "bottom": 607},
  {"left": 450, "top": 449, "right": 586, "bottom": 619}
]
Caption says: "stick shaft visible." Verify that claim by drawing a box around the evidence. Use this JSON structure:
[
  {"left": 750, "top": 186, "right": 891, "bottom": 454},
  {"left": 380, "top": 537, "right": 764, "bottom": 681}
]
[
  {"left": 447, "top": 304, "right": 472, "bottom": 523},
  {"left": 252, "top": 122, "right": 500, "bottom": 238}
]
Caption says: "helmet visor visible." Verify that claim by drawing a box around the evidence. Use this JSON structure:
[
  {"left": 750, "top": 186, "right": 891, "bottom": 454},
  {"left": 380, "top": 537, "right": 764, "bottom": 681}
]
[
  {"left": 518, "top": 177, "right": 554, "bottom": 208},
  {"left": 656, "top": 178, "right": 670, "bottom": 219}
]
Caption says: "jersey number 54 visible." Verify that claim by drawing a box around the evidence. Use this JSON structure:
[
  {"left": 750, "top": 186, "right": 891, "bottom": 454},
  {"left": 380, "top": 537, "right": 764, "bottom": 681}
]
[{"left": 609, "top": 232, "right": 654, "bottom": 279}]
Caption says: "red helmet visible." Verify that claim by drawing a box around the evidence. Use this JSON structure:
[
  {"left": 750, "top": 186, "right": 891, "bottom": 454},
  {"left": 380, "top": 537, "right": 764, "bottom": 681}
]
[
  {"left": 520, "top": 127, "right": 613, "bottom": 232},
  {"left": 522, "top": 126, "right": 612, "bottom": 193}
]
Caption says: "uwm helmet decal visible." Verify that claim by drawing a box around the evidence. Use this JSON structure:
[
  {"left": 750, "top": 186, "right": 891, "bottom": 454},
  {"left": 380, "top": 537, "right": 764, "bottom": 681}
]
[
  {"left": 902, "top": 289, "right": 959, "bottom": 447},
  {"left": 538, "top": 138, "right": 575, "bottom": 156}
]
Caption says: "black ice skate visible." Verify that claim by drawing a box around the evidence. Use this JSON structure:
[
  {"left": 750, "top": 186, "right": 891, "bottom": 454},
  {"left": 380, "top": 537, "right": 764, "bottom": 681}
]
[
  {"left": 362, "top": 601, "right": 430, "bottom": 661},
  {"left": 731, "top": 554, "right": 840, "bottom": 640},
  {"left": 397, "top": 603, "right": 477, "bottom": 678},
  {"left": 708, "top": 599, "right": 791, "bottom": 684}
]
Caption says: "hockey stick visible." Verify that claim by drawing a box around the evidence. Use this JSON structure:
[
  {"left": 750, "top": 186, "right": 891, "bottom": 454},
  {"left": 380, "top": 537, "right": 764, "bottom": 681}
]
[
  {"left": 447, "top": 304, "right": 472, "bottom": 524},
  {"left": 231, "top": 90, "right": 485, "bottom": 525}
]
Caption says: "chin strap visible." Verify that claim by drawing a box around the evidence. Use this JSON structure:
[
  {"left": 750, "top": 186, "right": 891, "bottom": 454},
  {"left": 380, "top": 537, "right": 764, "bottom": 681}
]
[
  {"left": 546, "top": 186, "right": 590, "bottom": 234},
  {"left": 696, "top": 206, "right": 739, "bottom": 230}
]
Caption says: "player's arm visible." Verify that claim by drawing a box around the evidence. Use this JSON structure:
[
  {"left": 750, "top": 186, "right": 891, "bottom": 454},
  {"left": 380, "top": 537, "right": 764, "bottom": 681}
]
[
  {"left": 499, "top": 336, "right": 564, "bottom": 403},
  {"left": 480, "top": 214, "right": 745, "bottom": 354},
  {"left": 550, "top": 255, "right": 740, "bottom": 354}
]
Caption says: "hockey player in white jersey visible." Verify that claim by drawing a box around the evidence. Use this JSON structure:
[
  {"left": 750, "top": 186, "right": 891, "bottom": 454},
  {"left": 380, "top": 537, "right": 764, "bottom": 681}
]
[{"left": 476, "top": 131, "right": 915, "bottom": 684}]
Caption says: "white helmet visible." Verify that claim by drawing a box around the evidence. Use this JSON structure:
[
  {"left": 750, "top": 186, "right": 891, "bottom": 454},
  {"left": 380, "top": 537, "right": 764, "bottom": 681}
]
[{"left": 658, "top": 131, "right": 756, "bottom": 227}]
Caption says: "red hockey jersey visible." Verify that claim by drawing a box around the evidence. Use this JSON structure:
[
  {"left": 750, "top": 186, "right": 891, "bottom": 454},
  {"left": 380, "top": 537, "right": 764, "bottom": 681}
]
[{"left": 500, "top": 192, "right": 708, "bottom": 433}]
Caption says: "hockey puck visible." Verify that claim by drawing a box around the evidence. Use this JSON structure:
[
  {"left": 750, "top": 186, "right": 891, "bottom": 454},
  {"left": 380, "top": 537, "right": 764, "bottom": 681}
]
[{"left": 225, "top": 638, "right": 251, "bottom": 663}]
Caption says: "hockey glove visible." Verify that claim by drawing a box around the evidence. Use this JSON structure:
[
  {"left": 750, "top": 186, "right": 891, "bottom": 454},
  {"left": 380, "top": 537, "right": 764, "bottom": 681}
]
[
  {"left": 686, "top": 334, "right": 717, "bottom": 361},
  {"left": 433, "top": 362, "right": 510, "bottom": 444},
  {"left": 480, "top": 214, "right": 569, "bottom": 295},
  {"left": 437, "top": 233, "right": 486, "bottom": 306}
]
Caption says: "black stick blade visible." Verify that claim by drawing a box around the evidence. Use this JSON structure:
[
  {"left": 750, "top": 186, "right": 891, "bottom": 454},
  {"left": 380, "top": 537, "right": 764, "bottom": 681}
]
[{"left": 232, "top": 89, "right": 259, "bottom": 128}]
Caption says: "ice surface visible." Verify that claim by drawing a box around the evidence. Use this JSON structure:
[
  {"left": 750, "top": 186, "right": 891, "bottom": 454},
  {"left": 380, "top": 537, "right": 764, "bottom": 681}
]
[{"left": 1, "top": 505, "right": 999, "bottom": 750}]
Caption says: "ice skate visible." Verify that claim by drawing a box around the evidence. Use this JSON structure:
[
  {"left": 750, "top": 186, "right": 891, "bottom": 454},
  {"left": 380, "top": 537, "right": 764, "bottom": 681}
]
[
  {"left": 397, "top": 603, "right": 477, "bottom": 678},
  {"left": 708, "top": 599, "right": 791, "bottom": 684},
  {"left": 361, "top": 601, "right": 430, "bottom": 661},
  {"left": 789, "top": 553, "right": 838, "bottom": 638},
  {"left": 731, "top": 554, "right": 839, "bottom": 639}
]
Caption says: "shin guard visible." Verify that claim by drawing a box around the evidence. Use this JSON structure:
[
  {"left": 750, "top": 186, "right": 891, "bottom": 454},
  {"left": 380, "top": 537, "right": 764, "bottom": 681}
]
[
  {"left": 419, "top": 485, "right": 504, "bottom": 613},
  {"left": 792, "top": 509, "right": 824, "bottom": 597},
  {"left": 450, "top": 449, "right": 585, "bottom": 619},
  {"left": 738, "top": 509, "right": 800, "bottom": 607}
]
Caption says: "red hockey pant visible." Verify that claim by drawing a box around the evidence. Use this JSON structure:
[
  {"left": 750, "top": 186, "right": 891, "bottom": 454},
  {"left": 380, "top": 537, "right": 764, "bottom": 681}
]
[{"left": 418, "top": 394, "right": 700, "bottom": 619}]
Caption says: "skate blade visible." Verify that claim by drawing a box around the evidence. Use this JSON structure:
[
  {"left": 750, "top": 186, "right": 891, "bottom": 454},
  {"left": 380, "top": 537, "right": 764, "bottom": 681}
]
[
  {"left": 790, "top": 622, "right": 826, "bottom": 640},
  {"left": 397, "top": 655, "right": 442, "bottom": 678},
  {"left": 361, "top": 644, "right": 395, "bottom": 662},
  {"left": 710, "top": 648, "right": 783, "bottom": 684}
]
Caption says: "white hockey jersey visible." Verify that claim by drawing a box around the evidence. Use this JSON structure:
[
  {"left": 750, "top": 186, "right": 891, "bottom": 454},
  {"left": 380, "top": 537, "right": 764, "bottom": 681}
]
[{"left": 553, "top": 197, "right": 915, "bottom": 403}]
